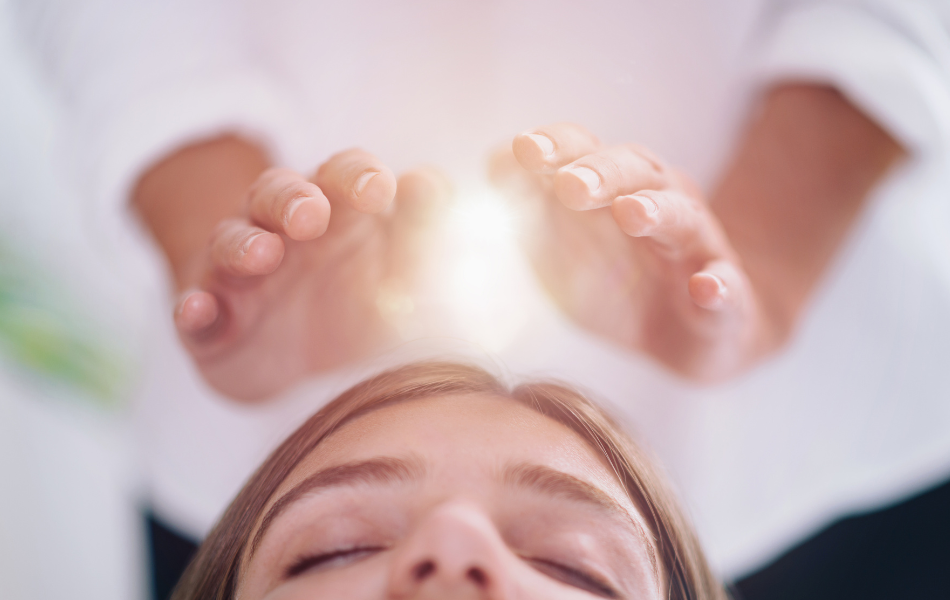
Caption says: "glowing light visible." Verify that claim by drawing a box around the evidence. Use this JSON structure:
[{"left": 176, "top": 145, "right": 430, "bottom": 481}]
[
  {"left": 381, "top": 185, "right": 540, "bottom": 353},
  {"left": 433, "top": 188, "right": 533, "bottom": 352},
  {"left": 444, "top": 189, "right": 520, "bottom": 246}
]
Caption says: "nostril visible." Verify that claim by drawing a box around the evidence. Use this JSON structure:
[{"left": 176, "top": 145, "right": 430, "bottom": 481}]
[
  {"left": 467, "top": 566, "right": 489, "bottom": 588},
  {"left": 412, "top": 560, "right": 436, "bottom": 581}
]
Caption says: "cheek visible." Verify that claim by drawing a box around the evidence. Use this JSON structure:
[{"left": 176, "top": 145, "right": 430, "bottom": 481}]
[{"left": 260, "top": 553, "right": 390, "bottom": 600}]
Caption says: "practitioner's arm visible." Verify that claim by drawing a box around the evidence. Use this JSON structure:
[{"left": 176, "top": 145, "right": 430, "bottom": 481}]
[
  {"left": 133, "top": 136, "right": 444, "bottom": 401},
  {"left": 496, "top": 84, "right": 902, "bottom": 380},
  {"left": 710, "top": 84, "right": 902, "bottom": 343}
]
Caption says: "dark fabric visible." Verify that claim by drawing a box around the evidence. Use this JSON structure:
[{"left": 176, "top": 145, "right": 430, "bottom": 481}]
[
  {"left": 734, "top": 477, "right": 950, "bottom": 600},
  {"left": 146, "top": 511, "right": 199, "bottom": 600}
]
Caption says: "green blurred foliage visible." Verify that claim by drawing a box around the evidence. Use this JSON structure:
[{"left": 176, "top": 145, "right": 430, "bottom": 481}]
[{"left": 0, "top": 247, "right": 129, "bottom": 408}]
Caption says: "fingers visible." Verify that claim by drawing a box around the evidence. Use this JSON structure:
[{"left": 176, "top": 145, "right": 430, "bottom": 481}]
[
  {"left": 210, "top": 218, "right": 284, "bottom": 277},
  {"left": 611, "top": 189, "right": 716, "bottom": 254},
  {"left": 392, "top": 167, "right": 452, "bottom": 225},
  {"left": 387, "top": 167, "right": 452, "bottom": 285},
  {"left": 247, "top": 168, "right": 331, "bottom": 241},
  {"left": 688, "top": 258, "right": 750, "bottom": 313},
  {"left": 512, "top": 122, "right": 601, "bottom": 174},
  {"left": 314, "top": 148, "right": 397, "bottom": 213},
  {"left": 512, "top": 123, "right": 672, "bottom": 211},
  {"left": 174, "top": 290, "right": 220, "bottom": 337},
  {"left": 613, "top": 189, "right": 745, "bottom": 310},
  {"left": 555, "top": 144, "right": 669, "bottom": 211},
  {"left": 488, "top": 145, "right": 551, "bottom": 205}
]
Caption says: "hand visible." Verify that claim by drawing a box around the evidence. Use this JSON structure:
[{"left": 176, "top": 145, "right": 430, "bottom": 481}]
[
  {"left": 491, "top": 123, "right": 776, "bottom": 381},
  {"left": 172, "top": 150, "right": 447, "bottom": 400}
]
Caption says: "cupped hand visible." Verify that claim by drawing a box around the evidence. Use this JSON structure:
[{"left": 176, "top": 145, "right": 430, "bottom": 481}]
[
  {"left": 175, "top": 150, "right": 446, "bottom": 400},
  {"left": 491, "top": 123, "right": 777, "bottom": 381}
]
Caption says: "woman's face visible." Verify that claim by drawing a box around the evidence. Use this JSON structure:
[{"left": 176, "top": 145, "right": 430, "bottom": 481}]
[{"left": 239, "top": 394, "right": 661, "bottom": 599}]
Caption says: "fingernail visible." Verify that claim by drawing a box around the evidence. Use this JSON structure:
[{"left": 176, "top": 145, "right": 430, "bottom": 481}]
[
  {"left": 631, "top": 194, "right": 658, "bottom": 214},
  {"left": 355, "top": 170, "right": 379, "bottom": 196},
  {"left": 241, "top": 232, "right": 266, "bottom": 255},
  {"left": 565, "top": 166, "right": 601, "bottom": 194},
  {"left": 525, "top": 133, "right": 555, "bottom": 158},
  {"left": 174, "top": 289, "right": 199, "bottom": 317},
  {"left": 284, "top": 196, "right": 310, "bottom": 227},
  {"left": 690, "top": 272, "right": 728, "bottom": 311}
]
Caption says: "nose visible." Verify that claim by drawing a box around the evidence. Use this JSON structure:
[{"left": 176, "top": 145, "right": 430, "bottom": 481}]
[{"left": 387, "top": 503, "right": 514, "bottom": 600}]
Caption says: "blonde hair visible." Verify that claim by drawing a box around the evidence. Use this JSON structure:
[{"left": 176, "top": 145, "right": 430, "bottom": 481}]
[{"left": 172, "top": 361, "right": 726, "bottom": 600}]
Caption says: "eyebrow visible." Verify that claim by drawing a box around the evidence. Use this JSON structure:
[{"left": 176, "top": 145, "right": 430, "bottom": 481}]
[
  {"left": 503, "top": 463, "right": 630, "bottom": 518},
  {"left": 249, "top": 456, "right": 424, "bottom": 558},
  {"left": 247, "top": 460, "right": 638, "bottom": 563}
]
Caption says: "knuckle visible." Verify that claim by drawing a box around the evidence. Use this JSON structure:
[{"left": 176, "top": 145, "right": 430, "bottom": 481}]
[
  {"left": 623, "top": 143, "right": 664, "bottom": 172},
  {"left": 596, "top": 154, "right": 624, "bottom": 183},
  {"left": 327, "top": 147, "right": 373, "bottom": 169},
  {"left": 211, "top": 218, "right": 243, "bottom": 240},
  {"left": 263, "top": 166, "right": 297, "bottom": 180},
  {"left": 252, "top": 167, "right": 294, "bottom": 192},
  {"left": 275, "top": 180, "right": 312, "bottom": 203}
]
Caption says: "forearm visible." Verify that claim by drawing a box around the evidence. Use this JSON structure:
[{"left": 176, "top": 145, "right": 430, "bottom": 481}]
[
  {"left": 132, "top": 136, "right": 271, "bottom": 289},
  {"left": 711, "top": 84, "right": 904, "bottom": 342}
]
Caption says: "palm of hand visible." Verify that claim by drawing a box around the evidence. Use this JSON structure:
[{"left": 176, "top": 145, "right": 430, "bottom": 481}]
[
  {"left": 492, "top": 124, "right": 771, "bottom": 381},
  {"left": 198, "top": 212, "right": 388, "bottom": 399},
  {"left": 176, "top": 152, "right": 443, "bottom": 400}
]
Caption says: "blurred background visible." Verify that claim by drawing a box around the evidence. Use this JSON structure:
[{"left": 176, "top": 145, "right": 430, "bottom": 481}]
[{"left": 0, "top": 2, "right": 145, "bottom": 598}]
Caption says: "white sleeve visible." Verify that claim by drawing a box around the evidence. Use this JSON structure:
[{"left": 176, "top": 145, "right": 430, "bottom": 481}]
[
  {"left": 750, "top": 0, "right": 950, "bottom": 155},
  {"left": 10, "top": 0, "right": 310, "bottom": 272}
]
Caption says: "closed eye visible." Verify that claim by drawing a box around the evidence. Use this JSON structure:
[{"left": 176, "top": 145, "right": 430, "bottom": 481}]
[
  {"left": 527, "top": 558, "right": 620, "bottom": 598},
  {"left": 285, "top": 546, "right": 387, "bottom": 579}
]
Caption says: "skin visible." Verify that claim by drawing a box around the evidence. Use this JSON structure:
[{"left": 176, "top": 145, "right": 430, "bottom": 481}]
[
  {"left": 134, "top": 83, "right": 903, "bottom": 398},
  {"left": 134, "top": 142, "right": 447, "bottom": 400},
  {"left": 238, "top": 394, "right": 662, "bottom": 600},
  {"left": 492, "top": 84, "right": 904, "bottom": 380}
]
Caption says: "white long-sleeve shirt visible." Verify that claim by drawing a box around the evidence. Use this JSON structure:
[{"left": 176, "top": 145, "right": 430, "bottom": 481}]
[{"left": 13, "top": 0, "right": 950, "bottom": 576}]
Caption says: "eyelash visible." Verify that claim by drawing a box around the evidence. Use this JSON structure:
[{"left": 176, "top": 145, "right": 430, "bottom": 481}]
[
  {"left": 284, "top": 548, "right": 618, "bottom": 598},
  {"left": 285, "top": 545, "right": 387, "bottom": 579},
  {"left": 526, "top": 558, "right": 620, "bottom": 599}
]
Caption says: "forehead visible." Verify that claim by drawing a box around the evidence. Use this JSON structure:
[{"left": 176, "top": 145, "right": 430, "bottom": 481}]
[
  {"left": 241, "top": 394, "right": 665, "bottom": 599},
  {"left": 273, "top": 393, "right": 630, "bottom": 504}
]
